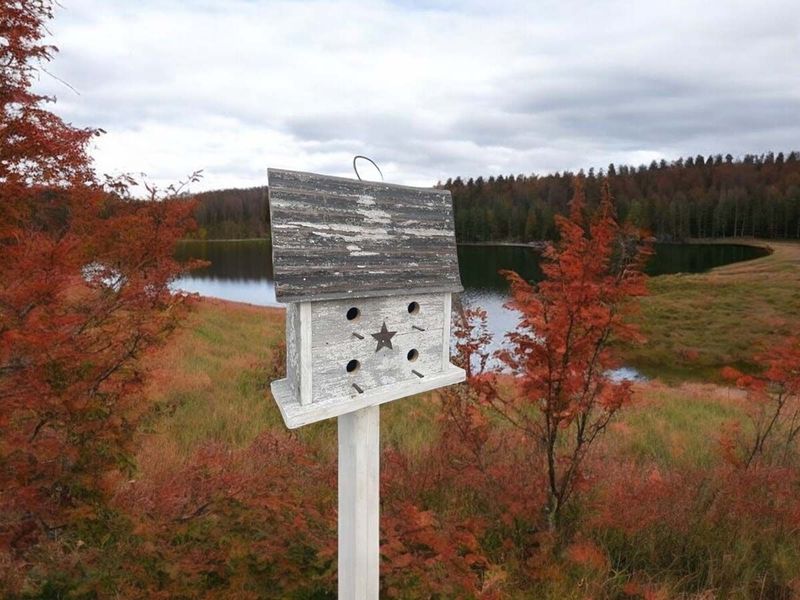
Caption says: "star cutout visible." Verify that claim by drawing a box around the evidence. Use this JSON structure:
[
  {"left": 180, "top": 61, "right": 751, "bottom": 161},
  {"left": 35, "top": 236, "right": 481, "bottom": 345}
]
[{"left": 371, "top": 321, "right": 396, "bottom": 352}]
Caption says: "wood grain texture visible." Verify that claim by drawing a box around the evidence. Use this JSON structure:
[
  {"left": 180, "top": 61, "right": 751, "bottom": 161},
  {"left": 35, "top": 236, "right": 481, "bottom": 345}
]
[
  {"left": 298, "top": 302, "right": 312, "bottom": 405},
  {"left": 285, "top": 303, "right": 300, "bottom": 402},
  {"left": 338, "top": 406, "right": 380, "bottom": 599},
  {"left": 441, "top": 292, "right": 452, "bottom": 367},
  {"left": 311, "top": 328, "right": 443, "bottom": 401},
  {"left": 268, "top": 168, "right": 462, "bottom": 302}
]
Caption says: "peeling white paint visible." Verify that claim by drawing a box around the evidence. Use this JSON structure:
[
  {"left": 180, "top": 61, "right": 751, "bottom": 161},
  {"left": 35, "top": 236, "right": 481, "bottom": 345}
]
[
  {"left": 356, "top": 195, "right": 376, "bottom": 206},
  {"left": 355, "top": 207, "right": 392, "bottom": 225}
]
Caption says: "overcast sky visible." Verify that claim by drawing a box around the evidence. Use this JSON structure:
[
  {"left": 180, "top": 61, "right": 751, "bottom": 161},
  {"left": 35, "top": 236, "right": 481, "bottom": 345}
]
[{"left": 37, "top": 0, "right": 800, "bottom": 192}]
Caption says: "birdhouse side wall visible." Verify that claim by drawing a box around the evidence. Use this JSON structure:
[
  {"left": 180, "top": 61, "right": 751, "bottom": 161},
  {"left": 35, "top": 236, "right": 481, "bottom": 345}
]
[{"left": 285, "top": 302, "right": 313, "bottom": 406}]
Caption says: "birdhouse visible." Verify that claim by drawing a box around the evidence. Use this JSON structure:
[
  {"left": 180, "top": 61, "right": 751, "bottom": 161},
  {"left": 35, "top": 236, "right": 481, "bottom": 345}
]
[{"left": 267, "top": 168, "right": 466, "bottom": 429}]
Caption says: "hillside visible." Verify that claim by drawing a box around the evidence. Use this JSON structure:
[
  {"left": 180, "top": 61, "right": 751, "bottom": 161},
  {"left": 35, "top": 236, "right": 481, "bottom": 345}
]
[
  {"left": 445, "top": 151, "right": 800, "bottom": 242},
  {"left": 189, "top": 152, "right": 800, "bottom": 243},
  {"left": 191, "top": 186, "right": 270, "bottom": 239}
]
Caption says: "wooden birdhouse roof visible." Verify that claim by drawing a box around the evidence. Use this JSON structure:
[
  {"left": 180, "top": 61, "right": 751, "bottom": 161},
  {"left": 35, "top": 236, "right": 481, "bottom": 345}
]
[{"left": 268, "top": 168, "right": 463, "bottom": 303}]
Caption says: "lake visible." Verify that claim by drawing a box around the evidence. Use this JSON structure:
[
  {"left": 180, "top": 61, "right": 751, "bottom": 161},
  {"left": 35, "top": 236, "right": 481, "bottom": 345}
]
[{"left": 173, "top": 241, "right": 769, "bottom": 365}]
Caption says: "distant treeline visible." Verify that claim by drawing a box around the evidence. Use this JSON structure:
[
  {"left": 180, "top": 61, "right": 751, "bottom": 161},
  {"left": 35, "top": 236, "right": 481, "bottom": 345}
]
[
  {"left": 189, "top": 152, "right": 800, "bottom": 241},
  {"left": 444, "top": 151, "right": 800, "bottom": 242},
  {"left": 189, "top": 186, "right": 270, "bottom": 239}
]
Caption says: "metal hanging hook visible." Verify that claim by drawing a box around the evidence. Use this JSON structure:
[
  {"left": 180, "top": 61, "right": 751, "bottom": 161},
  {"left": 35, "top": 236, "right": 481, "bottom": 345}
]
[{"left": 353, "top": 155, "right": 384, "bottom": 182}]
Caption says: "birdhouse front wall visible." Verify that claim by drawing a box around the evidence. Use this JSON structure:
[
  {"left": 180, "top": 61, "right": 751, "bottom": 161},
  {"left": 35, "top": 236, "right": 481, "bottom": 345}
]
[{"left": 285, "top": 292, "right": 452, "bottom": 407}]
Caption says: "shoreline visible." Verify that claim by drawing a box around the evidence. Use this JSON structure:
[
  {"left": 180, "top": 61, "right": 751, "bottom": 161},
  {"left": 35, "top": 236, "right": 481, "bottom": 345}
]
[
  {"left": 181, "top": 236, "right": 788, "bottom": 252},
  {"left": 183, "top": 238, "right": 791, "bottom": 313},
  {"left": 456, "top": 240, "right": 549, "bottom": 250}
]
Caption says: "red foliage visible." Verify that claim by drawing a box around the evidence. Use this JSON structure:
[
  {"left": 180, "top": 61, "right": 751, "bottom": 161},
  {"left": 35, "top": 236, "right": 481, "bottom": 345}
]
[
  {"left": 720, "top": 337, "right": 800, "bottom": 467},
  {"left": 565, "top": 538, "right": 608, "bottom": 572},
  {"left": 475, "top": 178, "right": 651, "bottom": 527},
  {"left": 589, "top": 459, "right": 800, "bottom": 595},
  {"left": 380, "top": 495, "right": 493, "bottom": 598},
  {"left": 0, "top": 0, "right": 198, "bottom": 571},
  {"left": 112, "top": 431, "right": 502, "bottom": 598},
  {"left": 452, "top": 303, "right": 493, "bottom": 379},
  {"left": 114, "top": 432, "right": 337, "bottom": 598}
]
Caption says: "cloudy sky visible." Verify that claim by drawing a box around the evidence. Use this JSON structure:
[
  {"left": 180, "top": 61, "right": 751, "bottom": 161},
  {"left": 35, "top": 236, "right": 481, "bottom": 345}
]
[{"left": 37, "top": 0, "right": 800, "bottom": 192}]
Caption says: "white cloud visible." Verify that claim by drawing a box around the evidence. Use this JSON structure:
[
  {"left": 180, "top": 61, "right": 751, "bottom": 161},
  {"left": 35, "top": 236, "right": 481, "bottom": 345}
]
[{"left": 36, "top": 0, "right": 800, "bottom": 191}]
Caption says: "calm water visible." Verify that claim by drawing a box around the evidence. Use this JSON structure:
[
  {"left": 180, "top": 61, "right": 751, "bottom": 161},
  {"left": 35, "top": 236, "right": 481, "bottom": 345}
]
[{"left": 173, "top": 240, "right": 769, "bottom": 364}]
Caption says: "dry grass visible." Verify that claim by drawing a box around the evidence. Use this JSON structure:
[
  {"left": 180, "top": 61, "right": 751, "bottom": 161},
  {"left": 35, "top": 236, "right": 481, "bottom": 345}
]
[
  {"left": 136, "top": 299, "right": 285, "bottom": 474},
  {"left": 621, "top": 240, "right": 800, "bottom": 383},
  {"left": 137, "top": 297, "right": 440, "bottom": 472},
  {"left": 137, "top": 296, "right": 755, "bottom": 479},
  {"left": 130, "top": 269, "right": 800, "bottom": 597},
  {"left": 139, "top": 240, "right": 800, "bottom": 466},
  {"left": 603, "top": 381, "right": 746, "bottom": 470}
]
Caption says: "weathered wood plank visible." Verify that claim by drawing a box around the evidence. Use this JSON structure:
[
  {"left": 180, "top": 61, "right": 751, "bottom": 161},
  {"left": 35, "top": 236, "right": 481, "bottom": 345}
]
[
  {"left": 268, "top": 168, "right": 461, "bottom": 303},
  {"left": 285, "top": 303, "right": 300, "bottom": 401},
  {"left": 441, "top": 292, "right": 452, "bottom": 368},
  {"left": 338, "top": 406, "right": 380, "bottom": 600},
  {"left": 273, "top": 247, "right": 458, "bottom": 262},
  {"left": 298, "top": 302, "right": 312, "bottom": 405},
  {"left": 276, "top": 272, "right": 461, "bottom": 303},
  {"left": 270, "top": 190, "right": 453, "bottom": 221},
  {"left": 269, "top": 169, "right": 452, "bottom": 205},
  {"left": 311, "top": 329, "right": 443, "bottom": 401},
  {"left": 271, "top": 365, "right": 466, "bottom": 428}
]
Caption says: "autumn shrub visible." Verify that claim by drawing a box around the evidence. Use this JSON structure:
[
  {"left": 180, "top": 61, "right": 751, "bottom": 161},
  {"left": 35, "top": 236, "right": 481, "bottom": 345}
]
[
  {"left": 471, "top": 178, "right": 650, "bottom": 530},
  {"left": 109, "top": 432, "right": 338, "bottom": 599},
  {"left": 0, "top": 0, "right": 200, "bottom": 590},
  {"left": 720, "top": 337, "right": 800, "bottom": 468},
  {"left": 14, "top": 419, "right": 508, "bottom": 598},
  {"left": 586, "top": 461, "right": 800, "bottom": 598}
]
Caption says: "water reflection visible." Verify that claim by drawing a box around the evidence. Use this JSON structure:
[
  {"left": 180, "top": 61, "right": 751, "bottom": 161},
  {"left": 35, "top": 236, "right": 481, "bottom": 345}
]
[
  {"left": 172, "top": 277, "right": 277, "bottom": 306},
  {"left": 175, "top": 239, "right": 274, "bottom": 281},
  {"left": 456, "top": 245, "right": 543, "bottom": 291},
  {"left": 174, "top": 240, "right": 769, "bottom": 369},
  {"left": 175, "top": 240, "right": 768, "bottom": 306}
]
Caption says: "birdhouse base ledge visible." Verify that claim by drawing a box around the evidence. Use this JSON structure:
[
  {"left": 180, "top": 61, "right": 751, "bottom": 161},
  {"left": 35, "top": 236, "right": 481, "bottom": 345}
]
[{"left": 270, "top": 365, "right": 466, "bottom": 429}]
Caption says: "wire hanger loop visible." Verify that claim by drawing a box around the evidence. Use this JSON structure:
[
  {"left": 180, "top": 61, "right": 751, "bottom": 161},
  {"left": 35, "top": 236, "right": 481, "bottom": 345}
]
[{"left": 353, "top": 155, "right": 384, "bottom": 182}]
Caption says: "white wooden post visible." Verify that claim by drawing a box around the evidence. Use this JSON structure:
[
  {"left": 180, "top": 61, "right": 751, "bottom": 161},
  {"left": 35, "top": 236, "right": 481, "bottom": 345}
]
[{"left": 338, "top": 405, "right": 380, "bottom": 599}]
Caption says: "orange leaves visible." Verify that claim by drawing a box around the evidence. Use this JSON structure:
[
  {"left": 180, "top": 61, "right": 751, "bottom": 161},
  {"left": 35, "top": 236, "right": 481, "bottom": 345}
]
[
  {"left": 452, "top": 304, "right": 494, "bottom": 379},
  {"left": 565, "top": 539, "right": 609, "bottom": 572},
  {"left": 477, "top": 176, "right": 651, "bottom": 527},
  {"left": 721, "top": 365, "right": 755, "bottom": 389},
  {"left": 113, "top": 432, "right": 338, "bottom": 596},
  {"left": 719, "top": 336, "right": 800, "bottom": 468},
  {"left": 380, "top": 499, "right": 490, "bottom": 598},
  {"left": 0, "top": 0, "right": 201, "bottom": 575}
]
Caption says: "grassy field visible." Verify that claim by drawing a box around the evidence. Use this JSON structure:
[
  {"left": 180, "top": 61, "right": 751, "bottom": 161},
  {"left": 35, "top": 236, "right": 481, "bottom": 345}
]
[
  {"left": 138, "top": 298, "right": 439, "bottom": 464},
  {"left": 622, "top": 240, "right": 800, "bottom": 383},
  {"left": 131, "top": 240, "right": 800, "bottom": 597},
  {"left": 138, "top": 239, "right": 800, "bottom": 469},
  {"left": 147, "top": 242, "right": 800, "bottom": 456}
]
